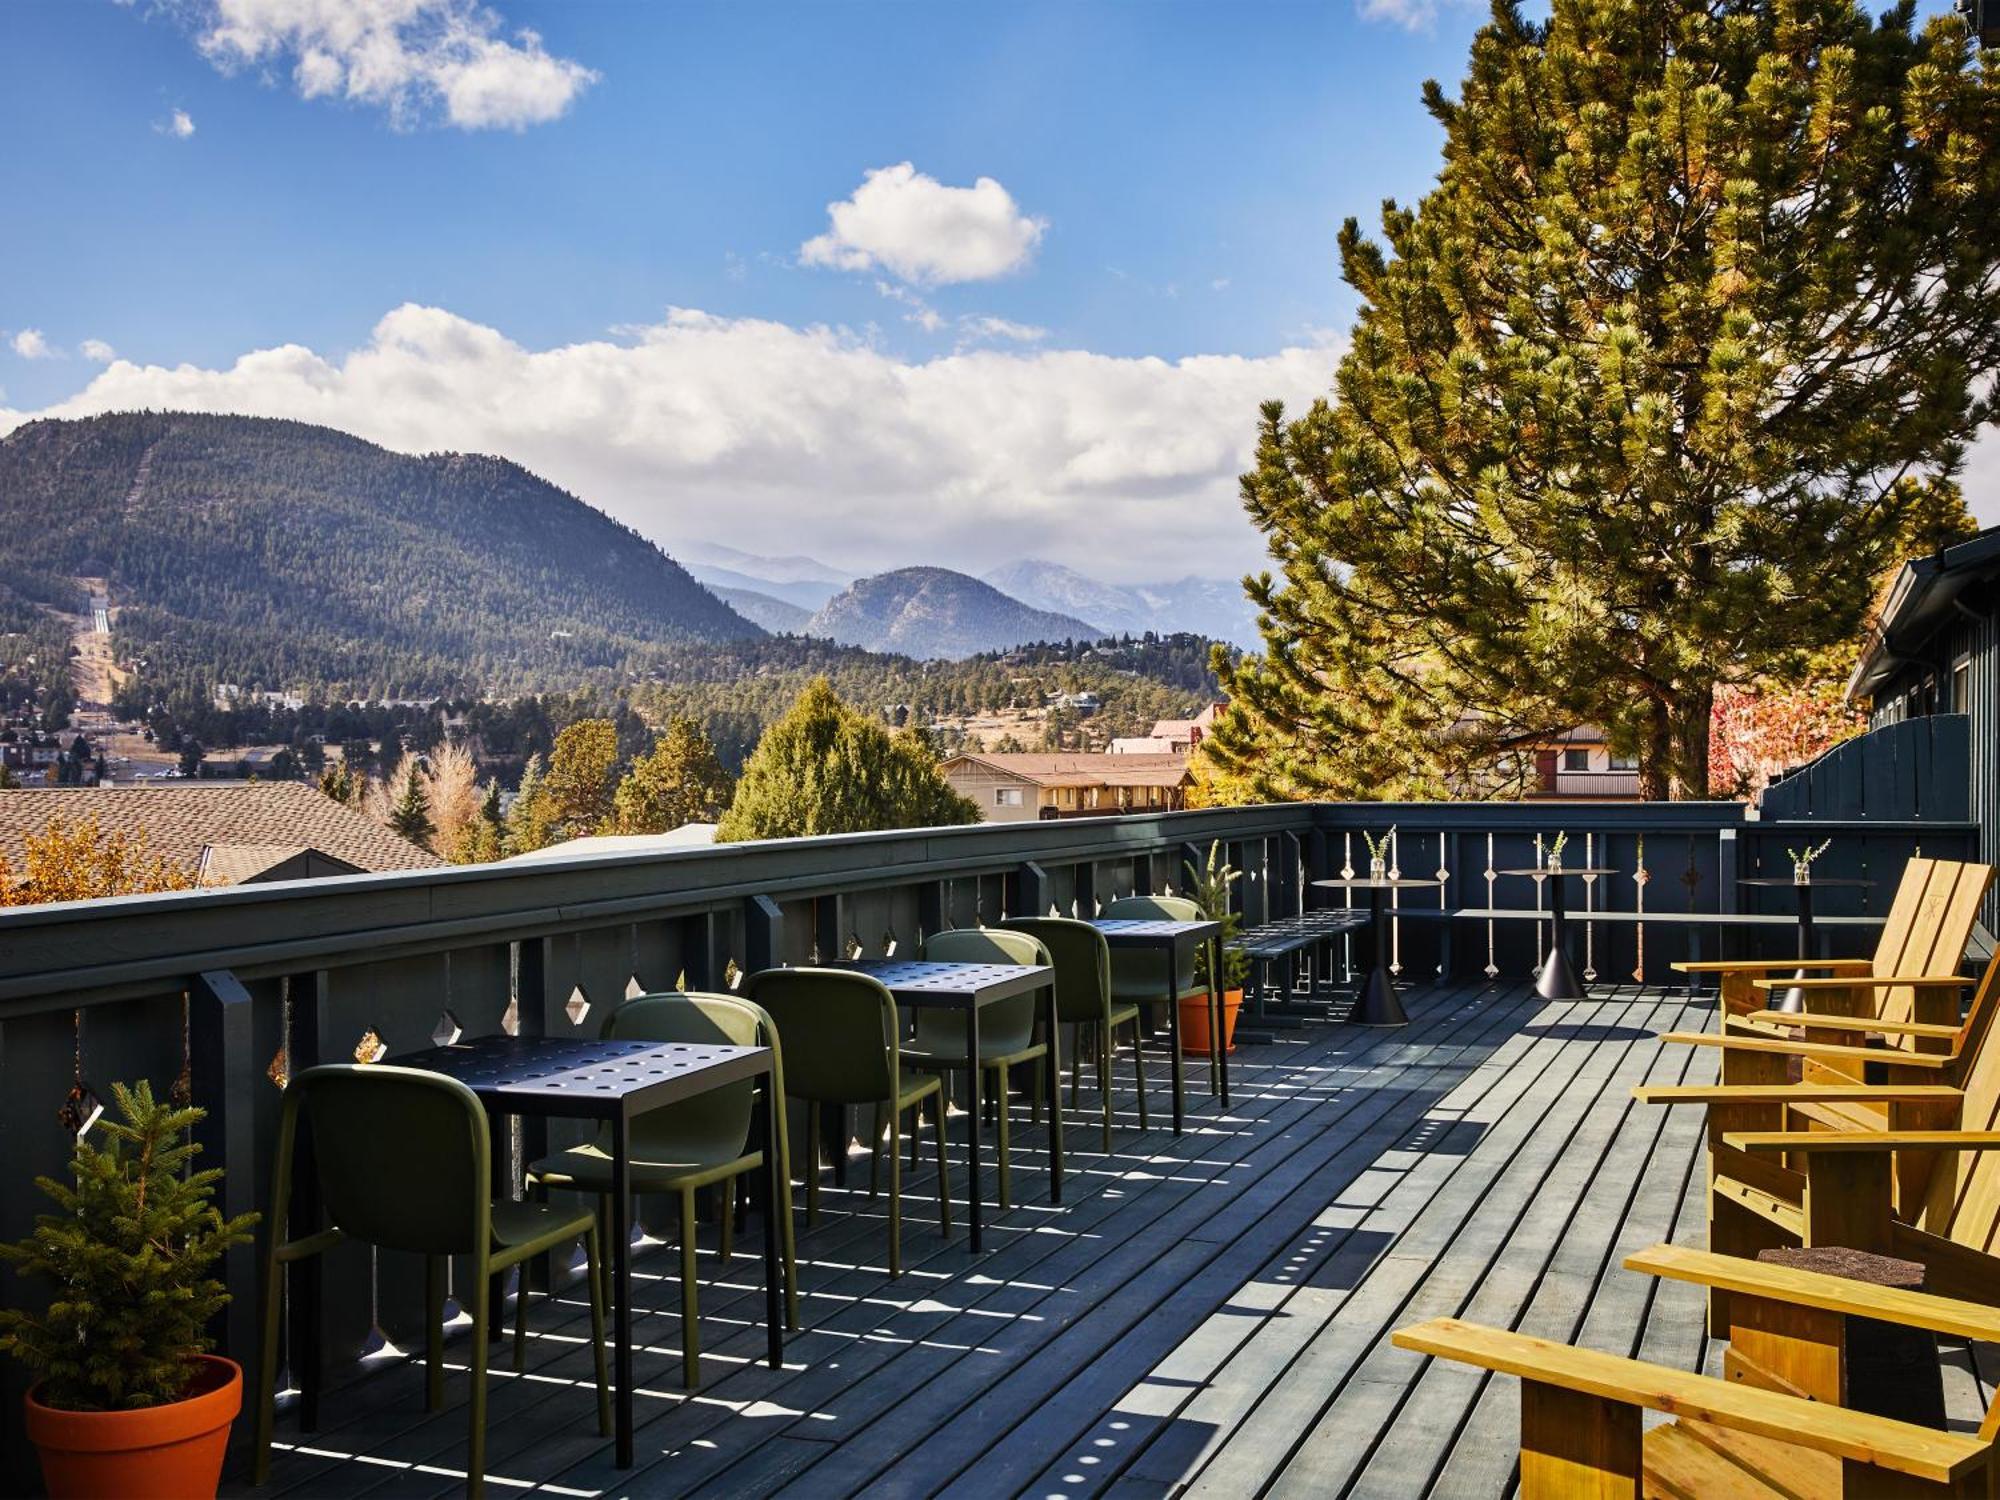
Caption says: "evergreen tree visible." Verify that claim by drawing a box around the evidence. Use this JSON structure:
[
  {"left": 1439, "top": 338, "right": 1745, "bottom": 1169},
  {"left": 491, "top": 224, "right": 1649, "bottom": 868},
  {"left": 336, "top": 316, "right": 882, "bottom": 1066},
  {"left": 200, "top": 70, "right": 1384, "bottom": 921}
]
[
  {"left": 388, "top": 761, "right": 434, "bottom": 848},
  {"left": 1210, "top": 0, "right": 2000, "bottom": 801},
  {"left": 452, "top": 780, "right": 507, "bottom": 864},
  {"left": 716, "top": 677, "right": 981, "bottom": 842},
  {"left": 612, "top": 717, "right": 734, "bottom": 834},
  {"left": 507, "top": 752, "right": 556, "bottom": 854},
  {"left": 541, "top": 718, "right": 621, "bottom": 838}
]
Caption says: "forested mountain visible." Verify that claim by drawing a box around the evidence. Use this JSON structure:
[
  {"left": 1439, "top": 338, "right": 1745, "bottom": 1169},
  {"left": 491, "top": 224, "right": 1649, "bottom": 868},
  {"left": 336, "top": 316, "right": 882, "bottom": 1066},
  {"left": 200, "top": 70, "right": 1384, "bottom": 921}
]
[
  {"left": 0, "top": 412, "right": 759, "bottom": 698},
  {"left": 681, "top": 545, "right": 848, "bottom": 612},
  {"left": 806, "top": 567, "right": 1102, "bottom": 659},
  {"left": 709, "top": 586, "right": 815, "bottom": 634}
]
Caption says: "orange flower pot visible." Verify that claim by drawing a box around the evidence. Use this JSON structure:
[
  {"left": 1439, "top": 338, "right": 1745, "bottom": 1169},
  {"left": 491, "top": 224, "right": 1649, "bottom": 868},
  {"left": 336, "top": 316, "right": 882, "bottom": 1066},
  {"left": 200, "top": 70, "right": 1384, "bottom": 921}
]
[
  {"left": 1178, "top": 989, "right": 1244, "bottom": 1055},
  {"left": 24, "top": 1355, "right": 241, "bottom": 1500}
]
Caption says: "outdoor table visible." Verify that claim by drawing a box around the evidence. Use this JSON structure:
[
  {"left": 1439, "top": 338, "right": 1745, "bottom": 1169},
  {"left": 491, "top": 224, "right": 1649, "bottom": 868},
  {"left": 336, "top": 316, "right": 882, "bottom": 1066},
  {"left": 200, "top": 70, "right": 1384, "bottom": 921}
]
[
  {"left": 393, "top": 1034, "right": 782, "bottom": 1469},
  {"left": 1494, "top": 866, "right": 1619, "bottom": 1000},
  {"left": 1089, "top": 916, "right": 1227, "bottom": 1119},
  {"left": 835, "top": 957, "right": 1058, "bottom": 1254},
  {"left": 1310, "top": 877, "right": 1445, "bottom": 1025},
  {"left": 1231, "top": 909, "right": 1370, "bottom": 1041},
  {"left": 1738, "top": 875, "right": 1877, "bottom": 1013}
]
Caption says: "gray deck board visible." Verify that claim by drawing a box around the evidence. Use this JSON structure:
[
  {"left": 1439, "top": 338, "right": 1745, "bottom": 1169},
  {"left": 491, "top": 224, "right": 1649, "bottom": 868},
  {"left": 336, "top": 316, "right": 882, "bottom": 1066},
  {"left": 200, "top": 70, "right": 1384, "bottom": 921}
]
[{"left": 235, "top": 973, "right": 1982, "bottom": 1500}]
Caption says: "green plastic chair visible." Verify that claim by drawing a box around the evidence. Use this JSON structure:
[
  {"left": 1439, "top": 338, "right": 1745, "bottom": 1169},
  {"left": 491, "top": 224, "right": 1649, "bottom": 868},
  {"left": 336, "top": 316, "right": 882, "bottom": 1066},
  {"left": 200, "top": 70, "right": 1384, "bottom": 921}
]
[
  {"left": 252, "top": 1064, "right": 609, "bottom": 1499},
  {"left": 1000, "top": 916, "right": 1143, "bottom": 1151},
  {"left": 744, "top": 966, "right": 950, "bottom": 1277},
  {"left": 907, "top": 927, "right": 1053, "bottom": 1209},
  {"left": 523, "top": 992, "right": 797, "bottom": 1393}
]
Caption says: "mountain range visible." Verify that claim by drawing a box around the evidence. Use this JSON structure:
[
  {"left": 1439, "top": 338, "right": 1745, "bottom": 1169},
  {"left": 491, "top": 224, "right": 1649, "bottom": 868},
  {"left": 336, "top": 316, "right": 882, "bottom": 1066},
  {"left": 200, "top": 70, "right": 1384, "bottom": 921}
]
[
  {"left": 984, "top": 559, "right": 1260, "bottom": 649},
  {"left": 803, "top": 568, "right": 1102, "bottom": 660}
]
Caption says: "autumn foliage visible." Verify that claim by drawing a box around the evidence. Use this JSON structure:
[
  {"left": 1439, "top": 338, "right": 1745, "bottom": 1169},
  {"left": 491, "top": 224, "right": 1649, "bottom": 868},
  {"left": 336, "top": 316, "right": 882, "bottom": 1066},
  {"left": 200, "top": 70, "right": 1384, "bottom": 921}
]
[{"left": 0, "top": 815, "right": 200, "bottom": 907}]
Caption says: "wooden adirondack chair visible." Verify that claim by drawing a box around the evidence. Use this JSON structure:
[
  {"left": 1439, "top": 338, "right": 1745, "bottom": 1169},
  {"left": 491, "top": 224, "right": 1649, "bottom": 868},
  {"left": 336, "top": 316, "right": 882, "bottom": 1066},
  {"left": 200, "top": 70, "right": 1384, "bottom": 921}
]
[
  {"left": 1672, "top": 857, "right": 1993, "bottom": 1046},
  {"left": 1395, "top": 1243, "right": 2000, "bottom": 1498}
]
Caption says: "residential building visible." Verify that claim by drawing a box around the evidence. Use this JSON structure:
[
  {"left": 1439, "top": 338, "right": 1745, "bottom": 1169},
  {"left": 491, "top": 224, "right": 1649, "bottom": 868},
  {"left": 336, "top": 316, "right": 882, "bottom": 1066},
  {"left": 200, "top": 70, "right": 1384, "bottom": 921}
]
[
  {"left": 1145, "top": 702, "right": 1226, "bottom": 753},
  {"left": 939, "top": 751, "right": 1193, "bottom": 822},
  {"left": 1498, "top": 726, "right": 1642, "bottom": 799},
  {"left": 0, "top": 782, "right": 443, "bottom": 889}
]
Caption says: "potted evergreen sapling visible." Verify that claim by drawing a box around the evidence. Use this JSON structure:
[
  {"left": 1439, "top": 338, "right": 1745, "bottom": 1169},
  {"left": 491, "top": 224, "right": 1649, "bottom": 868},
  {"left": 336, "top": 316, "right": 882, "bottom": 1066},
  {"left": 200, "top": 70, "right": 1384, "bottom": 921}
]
[
  {"left": 1, "top": 1080, "right": 257, "bottom": 1500},
  {"left": 1183, "top": 841, "right": 1253, "bottom": 1054}
]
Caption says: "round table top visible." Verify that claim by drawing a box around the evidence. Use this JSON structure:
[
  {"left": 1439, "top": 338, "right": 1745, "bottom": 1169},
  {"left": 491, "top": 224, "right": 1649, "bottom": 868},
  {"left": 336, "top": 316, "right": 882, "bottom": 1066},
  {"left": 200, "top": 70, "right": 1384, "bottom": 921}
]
[
  {"left": 1737, "top": 876, "right": 1877, "bottom": 888},
  {"left": 1493, "top": 866, "right": 1619, "bottom": 878},
  {"left": 1311, "top": 876, "right": 1444, "bottom": 890}
]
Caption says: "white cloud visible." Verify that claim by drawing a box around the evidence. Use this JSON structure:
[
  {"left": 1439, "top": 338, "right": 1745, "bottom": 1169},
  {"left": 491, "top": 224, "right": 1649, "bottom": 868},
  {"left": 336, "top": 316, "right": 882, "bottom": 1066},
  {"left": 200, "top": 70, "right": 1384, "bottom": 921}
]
[
  {"left": 79, "top": 339, "right": 118, "bottom": 363},
  {"left": 1356, "top": 0, "right": 1478, "bottom": 30},
  {"left": 958, "top": 316, "right": 1047, "bottom": 345},
  {"left": 801, "top": 163, "right": 1047, "bottom": 286},
  {"left": 155, "top": 108, "right": 197, "bottom": 138},
  {"left": 9, "top": 330, "right": 54, "bottom": 360},
  {"left": 189, "top": 0, "right": 596, "bottom": 131},
  {"left": 0, "top": 303, "right": 1337, "bottom": 582}
]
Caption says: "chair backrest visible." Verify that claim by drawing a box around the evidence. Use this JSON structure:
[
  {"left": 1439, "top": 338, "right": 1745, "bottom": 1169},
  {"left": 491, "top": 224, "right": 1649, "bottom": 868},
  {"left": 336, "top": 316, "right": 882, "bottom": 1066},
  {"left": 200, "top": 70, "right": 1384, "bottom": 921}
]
[
  {"left": 1000, "top": 917, "right": 1111, "bottom": 1026},
  {"left": 1870, "top": 860, "right": 1995, "bottom": 1037},
  {"left": 1100, "top": 894, "right": 1206, "bottom": 994},
  {"left": 917, "top": 928, "right": 1050, "bottom": 1054},
  {"left": 603, "top": 992, "right": 764, "bottom": 1160},
  {"left": 1919, "top": 951, "right": 2000, "bottom": 1252},
  {"left": 293, "top": 1064, "right": 488, "bottom": 1256},
  {"left": 743, "top": 967, "right": 897, "bottom": 1104}
]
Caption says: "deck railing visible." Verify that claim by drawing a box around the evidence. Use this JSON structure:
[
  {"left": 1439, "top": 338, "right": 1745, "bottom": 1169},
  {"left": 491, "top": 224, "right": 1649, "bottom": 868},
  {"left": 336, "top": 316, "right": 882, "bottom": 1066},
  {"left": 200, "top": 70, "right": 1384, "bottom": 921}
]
[{"left": 0, "top": 797, "right": 1975, "bottom": 1488}]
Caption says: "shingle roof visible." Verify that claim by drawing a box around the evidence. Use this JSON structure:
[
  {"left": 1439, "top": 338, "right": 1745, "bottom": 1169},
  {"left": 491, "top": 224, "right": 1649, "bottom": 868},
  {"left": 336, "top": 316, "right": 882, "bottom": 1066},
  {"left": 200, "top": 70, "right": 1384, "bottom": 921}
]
[
  {"left": 0, "top": 784, "right": 443, "bottom": 884},
  {"left": 943, "top": 753, "right": 1194, "bottom": 789}
]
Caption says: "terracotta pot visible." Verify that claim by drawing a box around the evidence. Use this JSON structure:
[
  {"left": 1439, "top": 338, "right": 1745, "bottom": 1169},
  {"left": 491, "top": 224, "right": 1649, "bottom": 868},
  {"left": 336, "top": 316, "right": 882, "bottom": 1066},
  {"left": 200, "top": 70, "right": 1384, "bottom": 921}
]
[
  {"left": 1178, "top": 989, "right": 1244, "bottom": 1055},
  {"left": 24, "top": 1354, "right": 241, "bottom": 1500}
]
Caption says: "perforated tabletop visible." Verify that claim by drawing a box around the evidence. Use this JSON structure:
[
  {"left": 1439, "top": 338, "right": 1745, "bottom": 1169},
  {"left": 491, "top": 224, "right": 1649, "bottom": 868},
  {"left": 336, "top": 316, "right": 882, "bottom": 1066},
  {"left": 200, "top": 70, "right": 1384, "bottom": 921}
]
[
  {"left": 835, "top": 958, "right": 1052, "bottom": 1010},
  {"left": 1090, "top": 917, "right": 1224, "bottom": 947},
  {"left": 393, "top": 1035, "right": 771, "bottom": 1120}
]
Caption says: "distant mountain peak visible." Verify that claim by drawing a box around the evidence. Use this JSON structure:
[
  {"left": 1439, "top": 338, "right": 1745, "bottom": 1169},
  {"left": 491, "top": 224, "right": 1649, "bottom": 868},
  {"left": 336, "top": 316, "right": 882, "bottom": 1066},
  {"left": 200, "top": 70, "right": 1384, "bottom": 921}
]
[
  {"left": 806, "top": 567, "right": 1102, "bottom": 660},
  {"left": 985, "top": 557, "right": 1259, "bottom": 649}
]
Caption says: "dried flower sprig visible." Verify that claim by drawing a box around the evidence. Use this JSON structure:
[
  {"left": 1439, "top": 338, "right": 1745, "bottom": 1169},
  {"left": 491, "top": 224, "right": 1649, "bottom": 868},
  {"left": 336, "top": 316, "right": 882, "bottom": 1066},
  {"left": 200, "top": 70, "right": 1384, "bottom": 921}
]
[
  {"left": 1362, "top": 826, "right": 1396, "bottom": 863},
  {"left": 1787, "top": 839, "right": 1833, "bottom": 868}
]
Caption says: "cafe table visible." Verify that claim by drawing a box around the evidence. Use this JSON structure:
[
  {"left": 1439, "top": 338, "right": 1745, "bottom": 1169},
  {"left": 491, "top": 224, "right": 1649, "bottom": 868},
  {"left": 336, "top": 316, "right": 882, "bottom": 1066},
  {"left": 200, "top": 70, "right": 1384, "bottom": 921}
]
[
  {"left": 1494, "top": 865, "right": 1619, "bottom": 1001},
  {"left": 394, "top": 1033, "right": 782, "bottom": 1469},
  {"left": 1310, "top": 876, "right": 1445, "bottom": 1025},
  {"left": 834, "top": 957, "right": 1057, "bottom": 1254},
  {"left": 1087, "top": 917, "right": 1226, "bottom": 1120},
  {"left": 1738, "top": 874, "right": 1877, "bottom": 1013}
]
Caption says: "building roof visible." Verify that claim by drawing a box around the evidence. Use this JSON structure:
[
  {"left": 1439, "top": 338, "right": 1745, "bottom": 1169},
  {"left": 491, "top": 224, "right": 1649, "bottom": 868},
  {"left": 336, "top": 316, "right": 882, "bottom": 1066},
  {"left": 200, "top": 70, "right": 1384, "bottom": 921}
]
[
  {"left": 1848, "top": 522, "right": 2000, "bottom": 704},
  {"left": 504, "top": 826, "right": 719, "bottom": 864},
  {"left": 1109, "top": 736, "right": 1177, "bottom": 755},
  {"left": 0, "top": 783, "right": 443, "bottom": 884},
  {"left": 942, "top": 753, "right": 1194, "bottom": 789}
]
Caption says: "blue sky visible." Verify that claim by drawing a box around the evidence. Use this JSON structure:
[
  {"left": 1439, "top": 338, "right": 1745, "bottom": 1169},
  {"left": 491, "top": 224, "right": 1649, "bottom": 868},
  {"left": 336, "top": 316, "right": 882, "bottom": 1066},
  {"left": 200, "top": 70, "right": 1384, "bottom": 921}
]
[{"left": 1, "top": 0, "right": 1986, "bottom": 581}]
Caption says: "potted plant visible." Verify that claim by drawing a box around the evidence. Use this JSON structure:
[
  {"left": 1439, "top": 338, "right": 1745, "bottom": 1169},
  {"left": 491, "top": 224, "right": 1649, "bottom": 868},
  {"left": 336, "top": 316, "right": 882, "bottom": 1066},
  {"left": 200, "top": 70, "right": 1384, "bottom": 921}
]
[
  {"left": 1183, "top": 841, "right": 1253, "bottom": 1054},
  {"left": 1, "top": 1080, "right": 257, "bottom": 1500},
  {"left": 1789, "top": 838, "right": 1833, "bottom": 885}
]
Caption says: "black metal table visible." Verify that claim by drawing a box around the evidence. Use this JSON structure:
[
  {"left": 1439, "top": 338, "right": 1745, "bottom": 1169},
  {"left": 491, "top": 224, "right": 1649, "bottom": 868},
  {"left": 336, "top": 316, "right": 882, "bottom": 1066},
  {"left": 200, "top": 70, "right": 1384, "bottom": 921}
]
[
  {"left": 1231, "top": 909, "right": 1371, "bottom": 1041},
  {"left": 835, "top": 958, "right": 1057, "bottom": 1254},
  {"left": 1738, "top": 875, "right": 1878, "bottom": 1013},
  {"left": 1495, "top": 866, "right": 1618, "bottom": 1000},
  {"left": 1088, "top": 917, "right": 1226, "bottom": 1120},
  {"left": 1310, "top": 877, "right": 1444, "bottom": 1025},
  {"left": 394, "top": 1035, "right": 781, "bottom": 1469}
]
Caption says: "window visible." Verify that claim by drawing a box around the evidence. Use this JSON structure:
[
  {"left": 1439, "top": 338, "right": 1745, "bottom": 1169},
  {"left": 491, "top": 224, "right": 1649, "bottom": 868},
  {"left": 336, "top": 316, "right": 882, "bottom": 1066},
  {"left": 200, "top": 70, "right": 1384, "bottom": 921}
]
[
  {"left": 1952, "top": 654, "right": 1972, "bottom": 715},
  {"left": 994, "top": 787, "right": 1024, "bottom": 808},
  {"left": 1607, "top": 753, "right": 1637, "bottom": 771},
  {"left": 1562, "top": 748, "right": 1590, "bottom": 772}
]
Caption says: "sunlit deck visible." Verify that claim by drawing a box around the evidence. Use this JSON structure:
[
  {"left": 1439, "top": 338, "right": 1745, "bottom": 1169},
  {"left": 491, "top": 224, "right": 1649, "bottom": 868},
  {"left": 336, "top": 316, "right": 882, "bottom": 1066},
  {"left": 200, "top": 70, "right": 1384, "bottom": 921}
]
[{"left": 231, "top": 976, "right": 1778, "bottom": 1498}]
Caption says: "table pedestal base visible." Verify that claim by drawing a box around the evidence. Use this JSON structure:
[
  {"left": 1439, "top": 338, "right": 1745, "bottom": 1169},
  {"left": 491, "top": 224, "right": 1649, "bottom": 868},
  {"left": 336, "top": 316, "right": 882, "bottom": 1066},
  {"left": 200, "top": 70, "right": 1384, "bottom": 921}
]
[
  {"left": 1768, "top": 973, "right": 1810, "bottom": 1014},
  {"left": 1353, "top": 967, "right": 1409, "bottom": 1027},
  {"left": 1536, "top": 947, "right": 1586, "bottom": 1001}
]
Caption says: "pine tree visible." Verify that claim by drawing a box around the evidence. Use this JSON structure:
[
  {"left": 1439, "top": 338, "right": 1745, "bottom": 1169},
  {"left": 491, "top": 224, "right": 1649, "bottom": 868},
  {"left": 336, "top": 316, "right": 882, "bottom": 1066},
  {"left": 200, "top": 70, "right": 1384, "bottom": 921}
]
[
  {"left": 388, "top": 761, "right": 434, "bottom": 848},
  {"left": 452, "top": 779, "right": 507, "bottom": 864},
  {"left": 612, "top": 717, "right": 734, "bottom": 834},
  {"left": 1210, "top": 1, "right": 2000, "bottom": 801},
  {"left": 315, "top": 760, "right": 356, "bottom": 806},
  {"left": 716, "top": 677, "right": 981, "bottom": 842},
  {"left": 507, "top": 752, "right": 556, "bottom": 854},
  {"left": 0, "top": 1081, "right": 257, "bottom": 1410},
  {"left": 541, "top": 718, "right": 621, "bottom": 839}
]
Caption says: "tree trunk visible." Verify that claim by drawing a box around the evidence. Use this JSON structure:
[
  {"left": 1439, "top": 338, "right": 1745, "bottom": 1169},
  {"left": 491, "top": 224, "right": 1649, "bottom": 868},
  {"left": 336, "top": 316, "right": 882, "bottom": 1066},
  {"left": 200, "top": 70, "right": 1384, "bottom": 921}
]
[
  {"left": 1667, "top": 684, "right": 1714, "bottom": 801},
  {"left": 1639, "top": 700, "right": 1673, "bottom": 802}
]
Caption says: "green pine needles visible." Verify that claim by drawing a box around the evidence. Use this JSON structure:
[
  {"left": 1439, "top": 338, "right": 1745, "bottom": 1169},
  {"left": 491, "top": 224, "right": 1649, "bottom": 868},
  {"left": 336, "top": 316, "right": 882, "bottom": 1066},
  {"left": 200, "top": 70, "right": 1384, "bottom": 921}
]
[{"left": 0, "top": 1081, "right": 258, "bottom": 1411}]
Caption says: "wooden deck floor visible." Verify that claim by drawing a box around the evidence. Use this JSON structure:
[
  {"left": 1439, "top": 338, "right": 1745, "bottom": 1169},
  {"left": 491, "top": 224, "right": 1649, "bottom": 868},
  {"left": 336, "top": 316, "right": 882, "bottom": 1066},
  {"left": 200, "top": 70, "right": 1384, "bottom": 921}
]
[{"left": 237, "top": 977, "right": 1989, "bottom": 1499}]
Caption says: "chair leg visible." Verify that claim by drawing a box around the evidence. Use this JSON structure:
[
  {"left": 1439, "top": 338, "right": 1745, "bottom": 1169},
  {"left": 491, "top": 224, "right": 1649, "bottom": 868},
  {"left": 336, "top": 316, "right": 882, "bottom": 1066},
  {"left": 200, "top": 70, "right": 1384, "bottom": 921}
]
[
  {"left": 1032, "top": 1051, "right": 1044, "bottom": 1127},
  {"left": 933, "top": 1094, "right": 951, "bottom": 1236},
  {"left": 995, "top": 1064, "right": 1012, "bottom": 1211},
  {"left": 910, "top": 1094, "right": 923, "bottom": 1172},
  {"left": 1100, "top": 1026, "right": 1113, "bottom": 1154},
  {"left": 425, "top": 1254, "right": 448, "bottom": 1406},
  {"left": 889, "top": 1098, "right": 903, "bottom": 1277},
  {"left": 1131, "top": 1021, "right": 1149, "bottom": 1131},
  {"left": 468, "top": 1267, "right": 491, "bottom": 1499},
  {"left": 583, "top": 1224, "right": 611, "bottom": 1437},
  {"left": 720, "top": 1180, "right": 735, "bottom": 1266},
  {"left": 251, "top": 1242, "right": 286, "bottom": 1483},
  {"left": 869, "top": 1101, "right": 884, "bottom": 1199},
  {"left": 1070, "top": 1024, "right": 1083, "bottom": 1110},
  {"left": 679, "top": 1189, "right": 700, "bottom": 1391},
  {"left": 511, "top": 1256, "right": 530, "bottom": 1376}
]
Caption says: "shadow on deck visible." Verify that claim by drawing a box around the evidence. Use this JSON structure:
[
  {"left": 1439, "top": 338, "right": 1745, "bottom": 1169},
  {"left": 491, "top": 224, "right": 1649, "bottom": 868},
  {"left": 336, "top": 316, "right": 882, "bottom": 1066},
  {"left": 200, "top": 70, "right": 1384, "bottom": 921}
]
[{"left": 236, "top": 978, "right": 1748, "bottom": 1499}]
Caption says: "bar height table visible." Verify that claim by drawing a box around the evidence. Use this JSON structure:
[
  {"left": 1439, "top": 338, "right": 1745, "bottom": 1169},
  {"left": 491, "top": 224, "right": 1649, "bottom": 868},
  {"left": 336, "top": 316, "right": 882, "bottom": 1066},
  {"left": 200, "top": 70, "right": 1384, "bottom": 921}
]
[
  {"left": 1088, "top": 917, "right": 1227, "bottom": 1121},
  {"left": 394, "top": 1034, "right": 782, "bottom": 1469},
  {"left": 1495, "top": 866, "right": 1618, "bottom": 1000},
  {"left": 1737, "top": 875, "right": 1877, "bottom": 1013},
  {"left": 834, "top": 957, "right": 1058, "bottom": 1254},
  {"left": 1311, "top": 876, "right": 1443, "bottom": 1026}
]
